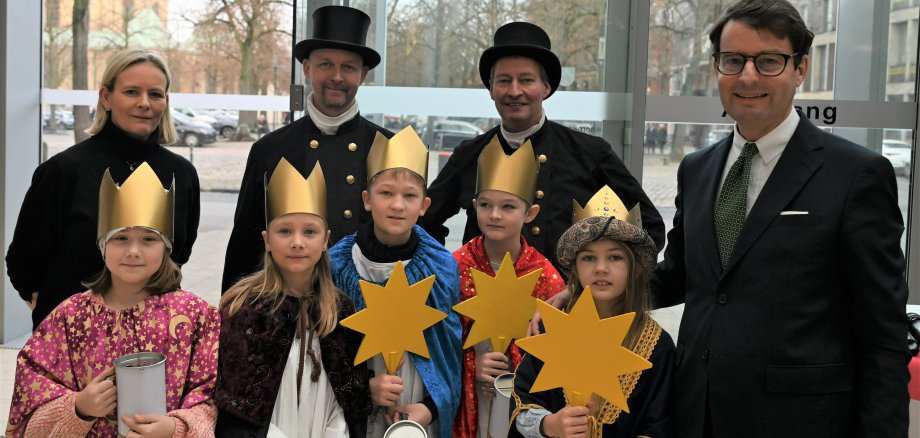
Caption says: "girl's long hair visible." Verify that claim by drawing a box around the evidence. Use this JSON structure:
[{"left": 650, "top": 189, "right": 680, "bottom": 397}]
[
  {"left": 563, "top": 240, "right": 650, "bottom": 350},
  {"left": 221, "top": 248, "right": 339, "bottom": 338},
  {"left": 564, "top": 239, "right": 651, "bottom": 417}
]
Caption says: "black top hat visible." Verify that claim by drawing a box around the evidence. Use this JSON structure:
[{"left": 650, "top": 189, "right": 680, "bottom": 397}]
[
  {"left": 293, "top": 6, "right": 381, "bottom": 69},
  {"left": 479, "top": 22, "right": 562, "bottom": 97}
]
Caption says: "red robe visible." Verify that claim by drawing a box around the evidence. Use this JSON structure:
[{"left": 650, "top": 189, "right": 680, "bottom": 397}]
[{"left": 452, "top": 236, "right": 566, "bottom": 438}]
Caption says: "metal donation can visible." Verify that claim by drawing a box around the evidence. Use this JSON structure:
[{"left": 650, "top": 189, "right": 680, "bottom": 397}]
[
  {"left": 114, "top": 352, "right": 167, "bottom": 436},
  {"left": 488, "top": 373, "right": 515, "bottom": 438}
]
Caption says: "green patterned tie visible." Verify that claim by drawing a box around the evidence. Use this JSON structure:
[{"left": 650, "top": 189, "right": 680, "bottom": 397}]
[{"left": 714, "top": 142, "right": 759, "bottom": 268}]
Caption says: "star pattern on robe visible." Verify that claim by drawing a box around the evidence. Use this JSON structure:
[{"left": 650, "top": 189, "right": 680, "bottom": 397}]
[
  {"left": 514, "top": 289, "right": 653, "bottom": 412},
  {"left": 452, "top": 252, "right": 542, "bottom": 354},
  {"left": 340, "top": 261, "right": 447, "bottom": 373}
]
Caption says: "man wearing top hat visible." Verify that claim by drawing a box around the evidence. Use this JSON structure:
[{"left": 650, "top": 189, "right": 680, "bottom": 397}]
[
  {"left": 223, "top": 5, "right": 392, "bottom": 292},
  {"left": 423, "top": 22, "right": 665, "bottom": 272}
]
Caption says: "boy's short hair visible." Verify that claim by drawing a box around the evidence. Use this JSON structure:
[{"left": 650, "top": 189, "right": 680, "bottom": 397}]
[{"left": 368, "top": 168, "right": 427, "bottom": 196}]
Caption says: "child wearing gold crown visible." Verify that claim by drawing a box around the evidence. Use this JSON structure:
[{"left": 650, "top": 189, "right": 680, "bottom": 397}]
[
  {"left": 452, "top": 137, "right": 565, "bottom": 438},
  {"left": 327, "top": 127, "right": 461, "bottom": 437},
  {"left": 509, "top": 188, "right": 675, "bottom": 438},
  {"left": 6, "top": 163, "right": 219, "bottom": 437},
  {"left": 215, "top": 159, "right": 372, "bottom": 437}
]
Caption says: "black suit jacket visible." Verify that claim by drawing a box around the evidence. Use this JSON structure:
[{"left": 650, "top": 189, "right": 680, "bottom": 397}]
[{"left": 652, "top": 113, "right": 910, "bottom": 437}]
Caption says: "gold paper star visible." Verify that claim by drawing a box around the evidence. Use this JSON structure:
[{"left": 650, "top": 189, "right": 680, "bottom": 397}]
[
  {"left": 452, "top": 252, "right": 542, "bottom": 354},
  {"left": 514, "top": 288, "right": 652, "bottom": 412},
  {"left": 340, "top": 261, "right": 446, "bottom": 373}
]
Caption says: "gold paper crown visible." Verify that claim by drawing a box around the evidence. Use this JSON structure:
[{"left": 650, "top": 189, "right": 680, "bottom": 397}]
[
  {"left": 475, "top": 136, "right": 539, "bottom": 203},
  {"left": 265, "top": 158, "right": 327, "bottom": 225},
  {"left": 367, "top": 126, "right": 429, "bottom": 182},
  {"left": 572, "top": 185, "right": 642, "bottom": 227},
  {"left": 97, "top": 162, "right": 174, "bottom": 243}
]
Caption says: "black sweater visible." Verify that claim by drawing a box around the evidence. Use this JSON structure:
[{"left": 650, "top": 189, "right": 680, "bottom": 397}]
[{"left": 6, "top": 119, "right": 200, "bottom": 328}]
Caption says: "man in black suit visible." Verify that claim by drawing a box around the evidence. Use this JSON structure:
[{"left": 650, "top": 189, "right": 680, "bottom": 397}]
[
  {"left": 222, "top": 6, "right": 392, "bottom": 291},
  {"left": 652, "top": 1, "right": 911, "bottom": 436},
  {"left": 423, "top": 22, "right": 664, "bottom": 272}
]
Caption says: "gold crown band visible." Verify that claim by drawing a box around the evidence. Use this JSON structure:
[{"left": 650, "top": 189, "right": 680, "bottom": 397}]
[
  {"left": 265, "top": 158, "right": 327, "bottom": 225},
  {"left": 367, "top": 126, "right": 429, "bottom": 182},
  {"left": 97, "top": 162, "right": 175, "bottom": 243},
  {"left": 572, "top": 185, "right": 642, "bottom": 227},
  {"left": 475, "top": 136, "right": 539, "bottom": 203}
]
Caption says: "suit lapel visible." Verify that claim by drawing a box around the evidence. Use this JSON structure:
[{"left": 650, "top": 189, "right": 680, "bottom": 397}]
[
  {"left": 721, "top": 117, "right": 825, "bottom": 275},
  {"left": 693, "top": 138, "right": 732, "bottom": 279}
]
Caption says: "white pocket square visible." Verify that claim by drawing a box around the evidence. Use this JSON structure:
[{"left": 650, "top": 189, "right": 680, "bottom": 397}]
[{"left": 780, "top": 211, "right": 809, "bottom": 216}]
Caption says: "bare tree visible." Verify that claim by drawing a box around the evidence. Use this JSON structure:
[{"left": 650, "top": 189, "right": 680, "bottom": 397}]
[
  {"left": 72, "top": 0, "right": 91, "bottom": 143},
  {"left": 193, "top": 0, "right": 293, "bottom": 131},
  {"left": 44, "top": 0, "right": 71, "bottom": 134},
  {"left": 646, "top": 0, "right": 730, "bottom": 159},
  {"left": 93, "top": 0, "right": 170, "bottom": 50}
]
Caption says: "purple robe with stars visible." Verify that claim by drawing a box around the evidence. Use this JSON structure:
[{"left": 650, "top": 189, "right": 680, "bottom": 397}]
[{"left": 6, "top": 290, "right": 220, "bottom": 437}]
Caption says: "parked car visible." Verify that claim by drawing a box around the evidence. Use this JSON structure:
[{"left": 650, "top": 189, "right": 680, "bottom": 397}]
[
  {"left": 42, "top": 108, "right": 74, "bottom": 130},
  {"left": 431, "top": 120, "right": 483, "bottom": 151},
  {"left": 882, "top": 139, "right": 912, "bottom": 176},
  {"left": 190, "top": 108, "right": 239, "bottom": 138},
  {"left": 171, "top": 110, "right": 217, "bottom": 147}
]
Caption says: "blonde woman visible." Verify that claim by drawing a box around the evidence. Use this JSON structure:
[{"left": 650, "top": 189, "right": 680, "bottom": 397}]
[{"left": 6, "top": 48, "right": 200, "bottom": 329}]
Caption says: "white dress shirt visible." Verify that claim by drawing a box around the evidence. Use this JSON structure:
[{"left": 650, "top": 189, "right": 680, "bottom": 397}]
[{"left": 717, "top": 108, "right": 800, "bottom": 215}]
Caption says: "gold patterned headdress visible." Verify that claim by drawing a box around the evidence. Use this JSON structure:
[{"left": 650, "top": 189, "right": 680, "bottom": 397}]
[
  {"left": 265, "top": 158, "right": 327, "bottom": 225},
  {"left": 572, "top": 185, "right": 642, "bottom": 227},
  {"left": 475, "top": 136, "right": 539, "bottom": 203},
  {"left": 367, "top": 126, "right": 429, "bottom": 182},
  {"left": 97, "top": 162, "right": 174, "bottom": 243}
]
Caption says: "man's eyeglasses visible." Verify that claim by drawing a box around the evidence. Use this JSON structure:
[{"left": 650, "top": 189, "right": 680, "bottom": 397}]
[{"left": 712, "top": 52, "right": 799, "bottom": 77}]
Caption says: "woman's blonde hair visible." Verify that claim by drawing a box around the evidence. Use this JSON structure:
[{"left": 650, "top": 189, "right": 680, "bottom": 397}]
[
  {"left": 221, "top": 243, "right": 340, "bottom": 338},
  {"left": 564, "top": 240, "right": 650, "bottom": 350},
  {"left": 83, "top": 244, "right": 182, "bottom": 296},
  {"left": 87, "top": 49, "right": 177, "bottom": 144}
]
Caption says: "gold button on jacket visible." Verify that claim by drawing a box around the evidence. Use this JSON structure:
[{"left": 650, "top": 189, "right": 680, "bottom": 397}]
[{"left": 309, "top": 139, "right": 319, "bottom": 149}]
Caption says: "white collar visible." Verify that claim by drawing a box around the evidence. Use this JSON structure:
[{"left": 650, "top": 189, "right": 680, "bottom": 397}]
[
  {"left": 501, "top": 113, "right": 546, "bottom": 149},
  {"left": 305, "top": 91, "right": 360, "bottom": 135},
  {"left": 731, "top": 108, "right": 799, "bottom": 164}
]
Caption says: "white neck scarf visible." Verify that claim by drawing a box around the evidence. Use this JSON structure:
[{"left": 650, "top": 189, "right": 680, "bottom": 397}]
[
  {"left": 500, "top": 113, "right": 546, "bottom": 149},
  {"left": 305, "top": 91, "right": 360, "bottom": 135}
]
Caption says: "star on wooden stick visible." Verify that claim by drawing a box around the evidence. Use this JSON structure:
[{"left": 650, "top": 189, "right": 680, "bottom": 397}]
[
  {"left": 340, "top": 261, "right": 447, "bottom": 374},
  {"left": 514, "top": 288, "right": 652, "bottom": 412},
  {"left": 452, "top": 252, "right": 542, "bottom": 354}
]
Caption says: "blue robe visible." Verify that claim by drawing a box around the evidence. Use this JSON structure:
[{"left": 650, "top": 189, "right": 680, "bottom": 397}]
[{"left": 329, "top": 225, "right": 462, "bottom": 437}]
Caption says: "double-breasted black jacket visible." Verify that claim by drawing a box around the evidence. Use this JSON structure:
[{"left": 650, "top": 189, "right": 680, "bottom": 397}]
[{"left": 423, "top": 120, "right": 665, "bottom": 272}]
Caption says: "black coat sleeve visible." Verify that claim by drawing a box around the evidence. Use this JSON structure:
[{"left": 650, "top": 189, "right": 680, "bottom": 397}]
[
  {"left": 5, "top": 160, "right": 68, "bottom": 301},
  {"left": 222, "top": 147, "right": 268, "bottom": 292},
  {"left": 172, "top": 160, "right": 200, "bottom": 265},
  {"left": 421, "top": 142, "right": 469, "bottom": 244},
  {"left": 842, "top": 154, "right": 910, "bottom": 436}
]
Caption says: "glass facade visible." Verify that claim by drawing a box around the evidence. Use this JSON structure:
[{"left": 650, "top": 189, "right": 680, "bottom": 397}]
[{"left": 21, "top": 0, "right": 920, "bottom": 318}]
